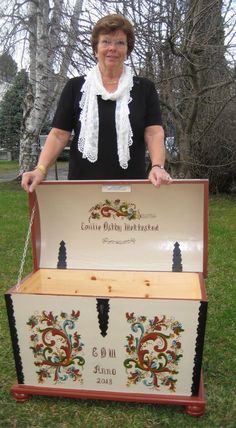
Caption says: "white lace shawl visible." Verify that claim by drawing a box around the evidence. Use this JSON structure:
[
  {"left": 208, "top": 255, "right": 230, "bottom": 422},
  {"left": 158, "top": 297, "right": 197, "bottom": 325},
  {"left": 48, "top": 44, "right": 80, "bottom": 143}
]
[{"left": 78, "top": 64, "right": 134, "bottom": 169}]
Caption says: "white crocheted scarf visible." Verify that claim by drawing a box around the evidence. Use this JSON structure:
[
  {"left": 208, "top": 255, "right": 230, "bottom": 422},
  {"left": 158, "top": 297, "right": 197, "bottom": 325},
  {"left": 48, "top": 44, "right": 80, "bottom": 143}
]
[{"left": 78, "top": 64, "right": 134, "bottom": 169}]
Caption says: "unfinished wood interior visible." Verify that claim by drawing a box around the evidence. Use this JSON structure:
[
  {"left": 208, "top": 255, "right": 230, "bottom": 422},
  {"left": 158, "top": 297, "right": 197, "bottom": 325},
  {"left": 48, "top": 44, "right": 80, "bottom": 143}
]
[{"left": 15, "top": 269, "right": 202, "bottom": 299}]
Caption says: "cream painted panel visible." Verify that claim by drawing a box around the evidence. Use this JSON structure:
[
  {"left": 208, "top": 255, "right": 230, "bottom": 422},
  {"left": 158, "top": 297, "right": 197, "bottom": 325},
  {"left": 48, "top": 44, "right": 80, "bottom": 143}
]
[
  {"left": 36, "top": 183, "right": 205, "bottom": 272},
  {"left": 12, "top": 294, "right": 201, "bottom": 396}
]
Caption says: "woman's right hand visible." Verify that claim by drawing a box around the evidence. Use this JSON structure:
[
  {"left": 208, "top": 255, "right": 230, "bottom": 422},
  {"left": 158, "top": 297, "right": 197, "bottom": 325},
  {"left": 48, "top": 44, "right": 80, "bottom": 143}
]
[{"left": 21, "top": 168, "right": 46, "bottom": 193}]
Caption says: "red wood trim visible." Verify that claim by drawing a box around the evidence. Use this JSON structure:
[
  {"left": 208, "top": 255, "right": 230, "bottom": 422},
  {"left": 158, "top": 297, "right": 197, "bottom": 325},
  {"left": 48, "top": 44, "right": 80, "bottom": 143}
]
[
  {"left": 39, "top": 178, "right": 209, "bottom": 186},
  {"left": 39, "top": 179, "right": 150, "bottom": 186},
  {"left": 203, "top": 181, "right": 209, "bottom": 278},
  {"left": 11, "top": 371, "right": 205, "bottom": 413}
]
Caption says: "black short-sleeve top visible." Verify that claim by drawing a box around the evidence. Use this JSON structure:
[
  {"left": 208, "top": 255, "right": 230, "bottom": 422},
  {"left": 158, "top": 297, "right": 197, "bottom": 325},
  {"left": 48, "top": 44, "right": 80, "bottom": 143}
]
[{"left": 52, "top": 75, "right": 162, "bottom": 180}]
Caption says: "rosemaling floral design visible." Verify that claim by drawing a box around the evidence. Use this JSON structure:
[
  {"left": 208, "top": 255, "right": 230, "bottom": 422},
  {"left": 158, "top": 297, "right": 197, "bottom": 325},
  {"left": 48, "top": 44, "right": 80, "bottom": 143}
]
[
  {"left": 89, "top": 199, "right": 141, "bottom": 222},
  {"left": 124, "top": 313, "right": 184, "bottom": 392},
  {"left": 27, "top": 310, "right": 85, "bottom": 384}
]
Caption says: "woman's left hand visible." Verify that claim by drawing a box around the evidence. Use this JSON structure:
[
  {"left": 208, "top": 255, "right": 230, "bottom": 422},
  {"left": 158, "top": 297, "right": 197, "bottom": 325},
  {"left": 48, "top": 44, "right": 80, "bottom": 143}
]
[{"left": 148, "top": 166, "right": 172, "bottom": 188}]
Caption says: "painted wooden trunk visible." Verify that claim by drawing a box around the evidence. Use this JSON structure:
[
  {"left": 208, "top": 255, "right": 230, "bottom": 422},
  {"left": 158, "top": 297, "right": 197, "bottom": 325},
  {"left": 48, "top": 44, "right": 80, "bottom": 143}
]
[{"left": 5, "top": 180, "right": 208, "bottom": 416}]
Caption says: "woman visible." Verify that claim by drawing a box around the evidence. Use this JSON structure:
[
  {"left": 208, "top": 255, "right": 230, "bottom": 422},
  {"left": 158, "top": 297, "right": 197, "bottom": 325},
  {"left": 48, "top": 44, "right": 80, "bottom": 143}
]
[{"left": 22, "top": 14, "right": 171, "bottom": 193}]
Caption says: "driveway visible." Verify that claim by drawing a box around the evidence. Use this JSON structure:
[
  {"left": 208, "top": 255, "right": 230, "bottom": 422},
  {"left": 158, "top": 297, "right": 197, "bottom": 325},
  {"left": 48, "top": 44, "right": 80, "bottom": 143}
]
[{"left": 0, "top": 163, "right": 69, "bottom": 182}]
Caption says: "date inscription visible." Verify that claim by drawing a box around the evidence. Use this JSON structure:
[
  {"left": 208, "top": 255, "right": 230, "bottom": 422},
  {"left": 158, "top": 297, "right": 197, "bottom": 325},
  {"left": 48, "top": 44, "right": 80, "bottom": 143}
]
[
  {"left": 97, "top": 378, "right": 112, "bottom": 385},
  {"left": 92, "top": 347, "right": 117, "bottom": 386},
  {"left": 94, "top": 364, "right": 116, "bottom": 386}
]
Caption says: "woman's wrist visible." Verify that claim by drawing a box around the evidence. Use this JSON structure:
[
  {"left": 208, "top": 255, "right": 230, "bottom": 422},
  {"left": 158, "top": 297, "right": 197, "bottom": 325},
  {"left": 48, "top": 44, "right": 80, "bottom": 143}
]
[
  {"left": 151, "top": 164, "right": 165, "bottom": 170},
  {"left": 35, "top": 164, "right": 47, "bottom": 177}
]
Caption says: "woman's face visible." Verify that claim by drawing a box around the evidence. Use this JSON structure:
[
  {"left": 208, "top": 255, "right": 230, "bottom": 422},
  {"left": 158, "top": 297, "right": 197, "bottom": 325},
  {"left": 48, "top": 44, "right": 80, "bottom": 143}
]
[{"left": 95, "top": 30, "right": 128, "bottom": 73}]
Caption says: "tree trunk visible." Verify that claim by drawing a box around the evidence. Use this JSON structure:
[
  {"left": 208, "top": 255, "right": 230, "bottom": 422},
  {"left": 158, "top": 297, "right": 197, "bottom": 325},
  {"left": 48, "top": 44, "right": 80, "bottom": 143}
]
[{"left": 18, "top": 0, "right": 84, "bottom": 176}]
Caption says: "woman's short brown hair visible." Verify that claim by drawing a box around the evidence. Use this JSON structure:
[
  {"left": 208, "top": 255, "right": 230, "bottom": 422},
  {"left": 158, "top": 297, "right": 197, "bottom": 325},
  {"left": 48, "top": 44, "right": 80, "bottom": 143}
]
[{"left": 91, "top": 14, "right": 135, "bottom": 56}]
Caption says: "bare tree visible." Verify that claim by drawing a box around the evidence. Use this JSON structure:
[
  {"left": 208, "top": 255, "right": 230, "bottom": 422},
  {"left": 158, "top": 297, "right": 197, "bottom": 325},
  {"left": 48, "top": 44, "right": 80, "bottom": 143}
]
[
  {"left": 20, "top": 0, "right": 85, "bottom": 174},
  {"left": 116, "top": 0, "right": 235, "bottom": 189},
  {"left": 183, "top": 0, "right": 236, "bottom": 191},
  {"left": 0, "top": 0, "right": 84, "bottom": 175},
  {"left": 167, "top": 0, "right": 235, "bottom": 183}
]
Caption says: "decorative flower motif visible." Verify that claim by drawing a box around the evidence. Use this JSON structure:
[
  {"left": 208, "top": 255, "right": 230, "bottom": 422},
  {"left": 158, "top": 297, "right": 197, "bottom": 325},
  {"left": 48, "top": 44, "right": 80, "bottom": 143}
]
[
  {"left": 27, "top": 315, "right": 39, "bottom": 329},
  {"left": 89, "top": 200, "right": 141, "bottom": 222},
  {"left": 28, "top": 310, "right": 85, "bottom": 384},
  {"left": 124, "top": 313, "right": 184, "bottom": 392}
]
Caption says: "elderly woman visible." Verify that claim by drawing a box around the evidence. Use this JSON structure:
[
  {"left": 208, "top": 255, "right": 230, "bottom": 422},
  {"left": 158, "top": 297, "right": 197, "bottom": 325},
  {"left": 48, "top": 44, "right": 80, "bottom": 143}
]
[{"left": 22, "top": 14, "right": 171, "bottom": 192}]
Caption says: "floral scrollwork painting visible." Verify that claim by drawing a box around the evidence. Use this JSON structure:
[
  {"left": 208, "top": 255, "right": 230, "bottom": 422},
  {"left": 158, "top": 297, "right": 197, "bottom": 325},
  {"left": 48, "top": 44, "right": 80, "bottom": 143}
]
[
  {"left": 89, "top": 199, "right": 141, "bottom": 222},
  {"left": 124, "top": 313, "right": 184, "bottom": 392},
  {"left": 27, "top": 310, "right": 85, "bottom": 384}
]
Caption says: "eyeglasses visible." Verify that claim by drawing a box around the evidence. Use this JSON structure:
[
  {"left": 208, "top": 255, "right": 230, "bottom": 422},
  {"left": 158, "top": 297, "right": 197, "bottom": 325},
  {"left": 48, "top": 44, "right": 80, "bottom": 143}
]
[{"left": 99, "top": 39, "right": 127, "bottom": 48}]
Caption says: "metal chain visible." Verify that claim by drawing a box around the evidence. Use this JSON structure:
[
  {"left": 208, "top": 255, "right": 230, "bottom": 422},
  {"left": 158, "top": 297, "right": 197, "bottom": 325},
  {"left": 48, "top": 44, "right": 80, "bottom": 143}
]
[{"left": 16, "top": 203, "right": 36, "bottom": 291}]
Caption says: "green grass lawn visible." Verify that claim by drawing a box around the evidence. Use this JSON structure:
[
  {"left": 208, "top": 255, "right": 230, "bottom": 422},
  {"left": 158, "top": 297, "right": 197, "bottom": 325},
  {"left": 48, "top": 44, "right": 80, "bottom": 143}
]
[
  {"left": 0, "top": 181, "right": 235, "bottom": 428},
  {"left": 0, "top": 160, "right": 19, "bottom": 172}
]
